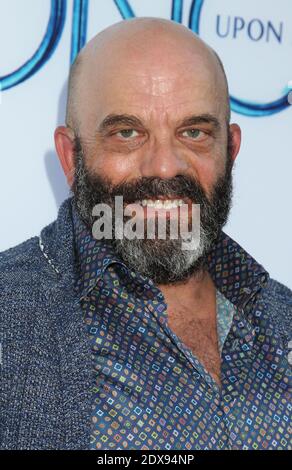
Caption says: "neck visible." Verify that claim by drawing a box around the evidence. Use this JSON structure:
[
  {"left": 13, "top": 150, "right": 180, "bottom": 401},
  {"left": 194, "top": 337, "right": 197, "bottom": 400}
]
[{"left": 156, "top": 269, "right": 216, "bottom": 314}]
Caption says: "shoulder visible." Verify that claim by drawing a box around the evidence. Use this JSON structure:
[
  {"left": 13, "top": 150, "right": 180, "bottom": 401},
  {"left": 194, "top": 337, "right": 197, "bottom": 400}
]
[
  {"left": 0, "top": 236, "right": 52, "bottom": 296},
  {"left": 260, "top": 277, "right": 292, "bottom": 344},
  {"left": 265, "top": 277, "right": 292, "bottom": 306}
]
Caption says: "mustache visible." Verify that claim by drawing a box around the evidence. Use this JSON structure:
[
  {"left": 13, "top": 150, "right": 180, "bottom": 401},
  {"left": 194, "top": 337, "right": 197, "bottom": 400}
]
[
  {"left": 79, "top": 171, "right": 208, "bottom": 206},
  {"left": 108, "top": 175, "right": 207, "bottom": 204}
]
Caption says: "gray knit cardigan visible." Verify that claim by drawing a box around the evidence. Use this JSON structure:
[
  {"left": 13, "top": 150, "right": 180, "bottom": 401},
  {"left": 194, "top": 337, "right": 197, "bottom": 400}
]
[{"left": 0, "top": 197, "right": 291, "bottom": 450}]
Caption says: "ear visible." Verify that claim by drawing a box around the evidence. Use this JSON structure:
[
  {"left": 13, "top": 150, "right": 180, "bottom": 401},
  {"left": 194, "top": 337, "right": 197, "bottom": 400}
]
[
  {"left": 228, "top": 123, "right": 241, "bottom": 163},
  {"left": 54, "top": 126, "right": 76, "bottom": 187}
]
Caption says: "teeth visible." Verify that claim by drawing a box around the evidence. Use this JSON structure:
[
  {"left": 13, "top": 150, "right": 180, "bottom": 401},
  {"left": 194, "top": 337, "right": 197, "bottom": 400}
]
[{"left": 138, "top": 199, "right": 185, "bottom": 209}]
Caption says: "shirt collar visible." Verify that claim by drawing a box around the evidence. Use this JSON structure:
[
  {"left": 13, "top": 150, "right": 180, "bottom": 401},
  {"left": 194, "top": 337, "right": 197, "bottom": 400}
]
[
  {"left": 72, "top": 202, "right": 128, "bottom": 300},
  {"left": 207, "top": 231, "right": 269, "bottom": 310},
  {"left": 72, "top": 202, "right": 269, "bottom": 308}
]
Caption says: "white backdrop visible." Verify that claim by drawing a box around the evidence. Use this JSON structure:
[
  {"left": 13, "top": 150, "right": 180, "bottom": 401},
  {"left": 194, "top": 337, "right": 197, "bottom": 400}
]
[{"left": 0, "top": 0, "right": 291, "bottom": 288}]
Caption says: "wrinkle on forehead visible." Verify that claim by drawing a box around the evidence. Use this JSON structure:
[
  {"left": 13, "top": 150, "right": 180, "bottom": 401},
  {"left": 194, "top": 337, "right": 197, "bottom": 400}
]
[
  {"left": 66, "top": 17, "right": 230, "bottom": 133},
  {"left": 114, "top": 56, "right": 219, "bottom": 97}
]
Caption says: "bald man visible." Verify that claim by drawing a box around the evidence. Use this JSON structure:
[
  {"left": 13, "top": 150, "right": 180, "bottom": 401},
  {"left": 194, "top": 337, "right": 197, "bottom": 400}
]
[{"left": 0, "top": 18, "right": 291, "bottom": 451}]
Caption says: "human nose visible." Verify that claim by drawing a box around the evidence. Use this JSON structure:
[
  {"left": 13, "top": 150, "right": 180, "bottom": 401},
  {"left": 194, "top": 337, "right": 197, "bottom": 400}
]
[{"left": 139, "top": 136, "right": 189, "bottom": 179}]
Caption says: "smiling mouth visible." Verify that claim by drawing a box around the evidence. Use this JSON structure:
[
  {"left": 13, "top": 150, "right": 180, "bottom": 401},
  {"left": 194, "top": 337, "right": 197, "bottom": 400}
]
[
  {"left": 125, "top": 196, "right": 192, "bottom": 209},
  {"left": 120, "top": 199, "right": 193, "bottom": 217}
]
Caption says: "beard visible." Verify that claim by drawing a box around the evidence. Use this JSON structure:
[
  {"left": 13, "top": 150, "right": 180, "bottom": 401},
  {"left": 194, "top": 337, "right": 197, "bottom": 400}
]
[{"left": 71, "top": 134, "right": 234, "bottom": 284}]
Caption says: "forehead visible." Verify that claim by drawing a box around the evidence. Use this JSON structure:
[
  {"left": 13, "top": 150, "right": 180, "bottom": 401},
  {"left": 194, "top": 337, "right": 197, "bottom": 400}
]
[{"left": 79, "top": 49, "right": 224, "bottom": 129}]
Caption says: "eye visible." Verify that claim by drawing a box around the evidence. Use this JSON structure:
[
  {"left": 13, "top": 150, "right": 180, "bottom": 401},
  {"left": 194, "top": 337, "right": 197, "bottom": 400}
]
[
  {"left": 181, "top": 128, "right": 205, "bottom": 139},
  {"left": 116, "top": 129, "right": 139, "bottom": 139}
]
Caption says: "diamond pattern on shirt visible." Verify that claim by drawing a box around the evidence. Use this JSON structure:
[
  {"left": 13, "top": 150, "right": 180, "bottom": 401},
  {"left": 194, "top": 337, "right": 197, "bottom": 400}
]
[{"left": 72, "top": 203, "right": 291, "bottom": 450}]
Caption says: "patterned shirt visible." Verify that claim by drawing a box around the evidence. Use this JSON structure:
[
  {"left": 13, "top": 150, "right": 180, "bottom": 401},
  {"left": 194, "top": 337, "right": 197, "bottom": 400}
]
[{"left": 72, "top": 207, "right": 291, "bottom": 450}]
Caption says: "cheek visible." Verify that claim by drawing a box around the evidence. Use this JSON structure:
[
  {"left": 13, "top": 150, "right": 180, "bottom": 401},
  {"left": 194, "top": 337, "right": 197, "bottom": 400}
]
[
  {"left": 87, "top": 150, "right": 140, "bottom": 185},
  {"left": 192, "top": 151, "right": 225, "bottom": 195}
]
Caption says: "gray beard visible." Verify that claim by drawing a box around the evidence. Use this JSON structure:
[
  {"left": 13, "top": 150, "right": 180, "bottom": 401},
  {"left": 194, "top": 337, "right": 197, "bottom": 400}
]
[
  {"left": 111, "top": 216, "right": 212, "bottom": 284},
  {"left": 71, "top": 137, "right": 234, "bottom": 284}
]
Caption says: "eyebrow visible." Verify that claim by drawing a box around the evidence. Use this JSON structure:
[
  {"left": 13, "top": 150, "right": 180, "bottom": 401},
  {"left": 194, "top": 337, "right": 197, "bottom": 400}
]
[
  {"left": 179, "top": 114, "right": 221, "bottom": 131},
  {"left": 97, "top": 114, "right": 143, "bottom": 133},
  {"left": 97, "top": 112, "right": 221, "bottom": 134}
]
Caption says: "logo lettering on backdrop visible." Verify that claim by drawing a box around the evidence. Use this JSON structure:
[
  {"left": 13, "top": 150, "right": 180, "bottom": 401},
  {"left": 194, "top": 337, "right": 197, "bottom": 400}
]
[
  {"left": 0, "top": 0, "right": 291, "bottom": 117},
  {"left": 216, "top": 16, "right": 283, "bottom": 43}
]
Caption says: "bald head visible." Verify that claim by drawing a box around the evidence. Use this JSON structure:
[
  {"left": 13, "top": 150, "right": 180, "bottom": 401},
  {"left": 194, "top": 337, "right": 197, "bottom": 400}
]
[{"left": 65, "top": 17, "right": 230, "bottom": 134}]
